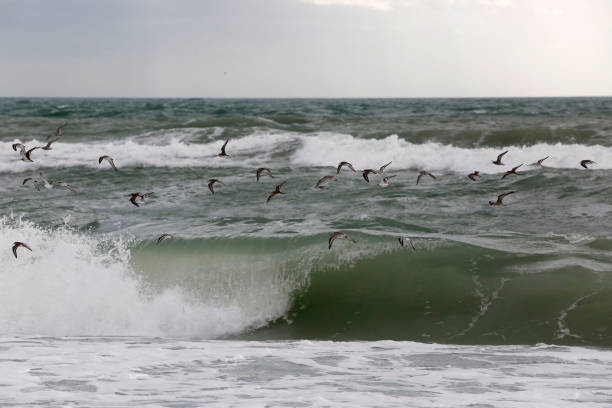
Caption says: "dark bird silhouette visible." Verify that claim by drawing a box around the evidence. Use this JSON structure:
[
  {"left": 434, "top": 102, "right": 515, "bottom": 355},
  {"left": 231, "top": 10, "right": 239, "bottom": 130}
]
[
  {"left": 12, "top": 241, "right": 32, "bottom": 258},
  {"left": 467, "top": 171, "right": 480, "bottom": 181},
  {"left": 362, "top": 169, "right": 377, "bottom": 183},
  {"left": 156, "top": 233, "right": 174, "bottom": 244},
  {"left": 256, "top": 167, "right": 274, "bottom": 181},
  {"left": 218, "top": 139, "right": 229, "bottom": 157},
  {"left": 130, "top": 192, "right": 154, "bottom": 207},
  {"left": 492, "top": 150, "right": 508, "bottom": 165},
  {"left": 398, "top": 237, "right": 416, "bottom": 251},
  {"left": 489, "top": 191, "right": 515, "bottom": 206},
  {"left": 416, "top": 171, "right": 437, "bottom": 185},
  {"left": 266, "top": 181, "right": 286, "bottom": 203},
  {"left": 336, "top": 161, "right": 356, "bottom": 174},
  {"left": 315, "top": 175, "right": 338, "bottom": 189},
  {"left": 377, "top": 161, "right": 392, "bottom": 174},
  {"left": 501, "top": 164, "right": 523, "bottom": 179},
  {"left": 23, "top": 177, "right": 40, "bottom": 191},
  {"left": 13, "top": 144, "right": 38, "bottom": 162},
  {"left": 328, "top": 232, "right": 356, "bottom": 250},
  {"left": 47, "top": 123, "right": 68, "bottom": 140},
  {"left": 580, "top": 160, "right": 595, "bottom": 169},
  {"left": 208, "top": 179, "right": 223, "bottom": 194},
  {"left": 41, "top": 138, "right": 60, "bottom": 151},
  {"left": 98, "top": 155, "right": 118, "bottom": 171},
  {"left": 530, "top": 156, "right": 549, "bottom": 167}
]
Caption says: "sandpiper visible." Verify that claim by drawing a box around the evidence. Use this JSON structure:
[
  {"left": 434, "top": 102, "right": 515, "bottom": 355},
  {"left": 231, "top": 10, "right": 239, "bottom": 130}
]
[
  {"left": 492, "top": 150, "right": 508, "bottom": 165},
  {"left": 266, "top": 181, "right": 286, "bottom": 203},
  {"left": 336, "top": 161, "right": 356, "bottom": 174},
  {"left": 328, "top": 232, "right": 356, "bottom": 250},
  {"left": 256, "top": 167, "right": 274, "bottom": 181},
  {"left": 501, "top": 164, "right": 523, "bottom": 179},
  {"left": 98, "top": 155, "right": 118, "bottom": 171},
  {"left": 489, "top": 191, "right": 515, "bottom": 206},
  {"left": 416, "top": 171, "right": 437, "bottom": 185},
  {"left": 12, "top": 242, "right": 32, "bottom": 258}
]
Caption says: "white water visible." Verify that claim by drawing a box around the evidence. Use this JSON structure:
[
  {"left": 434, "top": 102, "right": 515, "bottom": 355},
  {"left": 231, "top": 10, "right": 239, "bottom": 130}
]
[
  {"left": 1, "top": 338, "right": 611, "bottom": 407},
  {"left": 0, "top": 217, "right": 299, "bottom": 338},
  {"left": 3, "top": 132, "right": 611, "bottom": 173}
]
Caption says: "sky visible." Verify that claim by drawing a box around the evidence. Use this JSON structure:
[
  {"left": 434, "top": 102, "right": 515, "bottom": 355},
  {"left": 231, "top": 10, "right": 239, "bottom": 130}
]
[{"left": 0, "top": 0, "right": 611, "bottom": 98}]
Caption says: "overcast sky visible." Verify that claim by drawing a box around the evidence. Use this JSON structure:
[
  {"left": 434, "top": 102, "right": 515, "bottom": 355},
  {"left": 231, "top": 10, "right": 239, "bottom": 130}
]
[{"left": 1, "top": 0, "right": 610, "bottom": 97}]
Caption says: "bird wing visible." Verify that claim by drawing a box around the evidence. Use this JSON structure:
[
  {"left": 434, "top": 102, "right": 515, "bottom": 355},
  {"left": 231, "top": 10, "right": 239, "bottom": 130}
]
[
  {"left": 499, "top": 191, "right": 515, "bottom": 199},
  {"left": 428, "top": 172, "right": 437, "bottom": 180},
  {"left": 56, "top": 181, "right": 76, "bottom": 192},
  {"left": 25, "top": 147, "right": 39, "bottom": 160},
  {"left": 328, "top": 233, "right": 338, "bottom": 250},
  {"left": 497, "top": 151, "right": 508, "bottom": 161},
  {"left": 416, "top": 174, "right": 423, "bottom": 184},
  {"left": 220, "top": 139, "right": 229, "bottom": 154},
  {"left": 378, "top": 161, "right": 392, "bottom": 173}
]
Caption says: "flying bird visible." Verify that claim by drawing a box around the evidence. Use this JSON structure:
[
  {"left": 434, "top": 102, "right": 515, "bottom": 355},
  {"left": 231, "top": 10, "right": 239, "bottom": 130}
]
[
  {"left": 98, "top": 155, "right": 118, "bottom": 171},
  {"left": 489, "top": 191, "right": 515, "bottom": 206},
  {"left": 39, "top": 173, "right": 53, "bottom": 189},
  {"left": 328, "top": 232, "right": 356, "bottom": 250},
  {"left": 13, "top": 144, "right": 38, "bottom": 162},
  {"left": 53, "top": 180, "right": 76, "bottom": 192},
  {"left": 315, "top": 175, "right": 338, "bottom": 189},
  {"left": 468, "top": 171, "right": 480, "bottom": 181},
  {"left": 129, "top": 192, "right": 154, "bottom": 207},
  {"left": 22, "top": 177, "right": 40, "bottom": 191},
  {"left": 47, "top": 123, "right": 68, "bottom": 140},
  {"left": 377, "top": 161, "right": 392, "bottom": 174},
  {"left": 156, "top": 233, "right": 174, "bottom": 244},
  {"left": 362, "top": 169, "right": 377, "bottom": 183},
  {"left": 580, "top": 160, "right": 595, "bottom": 169},
  {"left": 266, "top": 181, "right": 286, "bottom": 203},
  {"left": 256, "top": 167, "right": 274, "bottom": 181},
  {"left": 208, "top": 179, "right": 223, "bottom": 194},
  {"left": 492, "top": 150, "right": 508, "bottom": 165},
  {"left": 378, "top": 175, "right": 396, "bottom": 187},
  {"left": 41, "top": 138, "right": 60, "bottom": 151},
  {"left": 336, "top": 161, "right": 356, "bottom": 174},
  {"left": 530, "top": 156, "right": 549, "bottom": 167},
  {"left": 416, "top": 171, "right": 437, "bottom": 185},
  {"left": 501, "top": 164, "right": 523, "bottom": 179},
  {"left": 398, "top": 237, "right": 416, "bottom": 251},
  {"left": 218, "top": 139, "right": 229, "bottom": 157},
  {"left": 12, "top": 241, "right": 32, "bottom": 259}
]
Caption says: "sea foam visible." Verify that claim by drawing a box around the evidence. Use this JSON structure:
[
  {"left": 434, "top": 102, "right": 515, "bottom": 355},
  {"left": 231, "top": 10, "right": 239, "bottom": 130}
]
[{"left": 2, "top": 132, "right": 611, "bottom": 174}]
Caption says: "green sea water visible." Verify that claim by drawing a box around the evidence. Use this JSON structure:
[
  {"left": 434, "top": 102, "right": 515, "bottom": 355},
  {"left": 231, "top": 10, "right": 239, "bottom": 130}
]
[{"left": 1, "top": 97, "right": 611, "bottom": 345}]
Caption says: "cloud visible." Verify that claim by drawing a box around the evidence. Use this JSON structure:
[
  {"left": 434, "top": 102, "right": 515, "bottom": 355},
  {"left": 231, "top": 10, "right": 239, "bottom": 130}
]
[
  {"left": 300, "top": 0, "right": 512, "bottom": 11},
  {"left": 533, "top": 5, "right": 564, "bottom": 16},
  {"left": 299, "top": 0, "right": 416, "bottom": 11}
]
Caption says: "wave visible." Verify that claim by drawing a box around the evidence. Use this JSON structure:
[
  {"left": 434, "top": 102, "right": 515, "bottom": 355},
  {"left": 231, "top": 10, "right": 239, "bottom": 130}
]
[
  {"left": 2, "top": 216, "right": 612, "bottom": 344},
  {"left": 0, "top": 217, "right": 306, "bottom": 338},
  {"left": 2, "top": 133, "right": 612, "bottom": 174}
]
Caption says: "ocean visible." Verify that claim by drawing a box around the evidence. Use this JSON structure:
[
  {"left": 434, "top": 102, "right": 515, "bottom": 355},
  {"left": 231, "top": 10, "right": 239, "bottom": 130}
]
[{"left": 1, "top": 97, "right": 611, "bottom": 406}]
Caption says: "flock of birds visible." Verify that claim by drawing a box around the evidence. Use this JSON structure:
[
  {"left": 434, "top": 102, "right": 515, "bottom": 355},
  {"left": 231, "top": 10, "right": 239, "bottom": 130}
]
[{"left": 9, "top": 124, "right": 598, "bottom": 258}]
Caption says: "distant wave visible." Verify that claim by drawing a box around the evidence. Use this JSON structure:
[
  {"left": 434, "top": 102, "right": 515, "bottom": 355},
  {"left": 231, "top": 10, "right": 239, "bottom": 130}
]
[{"left": 2, "top": 132, "right": 611, "bottom": 174}]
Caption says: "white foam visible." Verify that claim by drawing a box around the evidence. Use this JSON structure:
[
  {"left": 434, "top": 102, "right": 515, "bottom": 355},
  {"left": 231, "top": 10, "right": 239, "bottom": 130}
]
[
  {"left": 291, "top": 133, "right": 612, "bottom": 173},
  {"left": 0, "top": 217, "right": 293, "bottom": 338},
  {"left": 3, "top": 132, "right": 611, "bottom": 174}
]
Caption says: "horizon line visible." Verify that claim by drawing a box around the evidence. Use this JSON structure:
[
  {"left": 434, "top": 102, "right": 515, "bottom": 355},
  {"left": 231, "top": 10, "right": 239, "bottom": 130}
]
[{"left": 1, "top": 95, "right": 611, "bottom": 99}]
